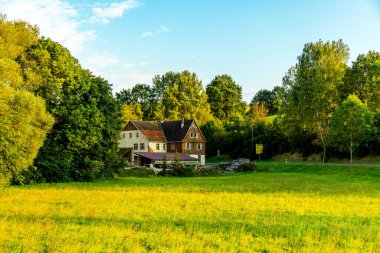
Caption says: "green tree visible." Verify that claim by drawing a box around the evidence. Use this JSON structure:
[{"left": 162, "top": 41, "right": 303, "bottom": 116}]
[
  {"left": 0, "top": 85, "right": 54, "bottom": 186},
  {"left": 26, "top": 39, "right": 123, "bottom": 182},
  {"left": 116, "top": 84, "right": 155, "bottom": 120},
  {"left": 327, "top": 95, "right": 375, "bottom": 168},
  {"left": 121, "top": 103, "right": 143, "bottom": 122},
  {"left": 282, "top": 40, "right": 349, "bottom": 163},
  {"left": 250, "top": 102, "right": 269, "bottom": 122},
  {"left": 251, "top": 89, "right": 276, "bottom": 115},
  {"left": 152, "top": 71, "right": 181, "bottom": 101},
  {"left": 154, "top": 70, "right": 212, "bottom": 124},
  {"left": 0, "top": 16, "right": 54, "bottom": 185},
  {"left": 206, "top": 74, "right": 244, "bottom": 122},
  {"left": 341, "top": 51, "right": 380, "bottom": 113}
]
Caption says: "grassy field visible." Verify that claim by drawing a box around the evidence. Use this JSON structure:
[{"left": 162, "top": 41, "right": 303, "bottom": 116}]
[{"left": 0, "top": 163, "right": 379, "bottom": 252}]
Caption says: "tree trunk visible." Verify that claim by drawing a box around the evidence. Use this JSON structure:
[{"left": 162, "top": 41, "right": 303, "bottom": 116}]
[
  {"left": 350, "top": 148, "right": 353, "bottom": 172},
  {"left": 318, "top": 126, "right": 326, "bottom": 164}
]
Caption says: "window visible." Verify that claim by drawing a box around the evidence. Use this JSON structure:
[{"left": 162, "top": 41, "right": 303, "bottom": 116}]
[
  {"left": 122, "top": 133, "right": 125, "bottom": 139},
  {"left": 136, "top": 132, "right": 139, "bottom": 138},
  {"left": 156, "top": 143, "right": 160, "bottom": 150},
  {"left": 197, "top": 143, "right": 202, "bottom": 150},
  {"left": 129, "top": 133, "right": 132, "bottom": 138},
  {"left": 163, "top": 144, "right": 166, "bottom": 150},
  {"left": 186, "top": 143, "right": 191, "bottom": 150},
  {"left": 140, "top": 143, "right": 145, "bottom": 150},
  {"left": 190, "top": 132, "right": 198, "bottom": 138},
  {"left": 171, "top": 143, "right": 175, "bottom": 150},
  {"left": 133, "top": 143, "right": 138, "bottom": 150}
]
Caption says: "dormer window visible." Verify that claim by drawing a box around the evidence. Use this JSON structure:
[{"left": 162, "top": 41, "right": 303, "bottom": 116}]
[{"left": 190, "top": 132, "right": 197, "bottom": 138}]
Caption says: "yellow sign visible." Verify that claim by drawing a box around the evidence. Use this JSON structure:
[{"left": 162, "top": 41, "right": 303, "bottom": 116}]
[{"left": 256, "top": 144, "right": 263, "bottom": 154}]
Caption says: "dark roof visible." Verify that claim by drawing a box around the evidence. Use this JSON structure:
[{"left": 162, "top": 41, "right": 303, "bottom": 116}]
[
  {"left": 161, "top": 120, "right": 193, "bottom": 142},
  {"left": 135, "top": 152, "right": 198, "bottom": 161},
  {"left": 130, "top": 121, "right": 166, "bottom": 142}
]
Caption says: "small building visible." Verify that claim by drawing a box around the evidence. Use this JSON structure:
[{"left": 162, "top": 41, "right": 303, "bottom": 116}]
[{"left": 119, "top": 119, "right": 206, "bottom": 165}]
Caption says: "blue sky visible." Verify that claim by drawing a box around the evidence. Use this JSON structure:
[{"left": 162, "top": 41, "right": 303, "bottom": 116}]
[{"left": 1, "top": 0, "right": 380, "bottom": 101}]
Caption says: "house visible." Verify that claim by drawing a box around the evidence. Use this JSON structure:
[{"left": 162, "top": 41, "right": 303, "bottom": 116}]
[{"left": 119, "top": 119, "right": 206, "bottom": 165}]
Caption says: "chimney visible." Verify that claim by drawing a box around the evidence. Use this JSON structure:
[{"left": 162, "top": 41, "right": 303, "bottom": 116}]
[{"left": 181, "top": 117, "right": 184, "bottom": 128}]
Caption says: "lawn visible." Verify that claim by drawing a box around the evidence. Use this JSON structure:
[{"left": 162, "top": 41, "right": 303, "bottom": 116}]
[{"left": 0, "top": 163, "right": 379, "bottom": 252}]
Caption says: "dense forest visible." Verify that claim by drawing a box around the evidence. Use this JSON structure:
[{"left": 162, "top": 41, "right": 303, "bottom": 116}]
[{"left": 1, "top": 16, "right": 379, "bottom": 186}]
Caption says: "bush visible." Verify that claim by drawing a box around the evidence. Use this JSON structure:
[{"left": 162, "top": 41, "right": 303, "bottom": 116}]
[
  {"left": 158, "top": 164, "right": 196, "bottom": 177},
  {"left": 116, "top": 167, "right": 156, "bottom": 177},
  {"left": 236, "top": 162, "right": 258, "bottom": 172},
  {"left": 193, "top": 167, "right": 220, "bottom": 176}
]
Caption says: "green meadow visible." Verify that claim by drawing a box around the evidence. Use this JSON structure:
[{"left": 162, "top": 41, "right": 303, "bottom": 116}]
[{"left": 1, "top": 163, "right": 379, "bottom": 252}]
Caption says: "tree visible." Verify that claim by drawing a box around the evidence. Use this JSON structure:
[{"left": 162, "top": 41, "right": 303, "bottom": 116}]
[
  {"left": 327, "top": 95, "right": 375, "bottom": 168},
  {"left": 121, "top": 103, "right": 143, "bottom": 122},
  {"left": 0, "top": 16, "right": 54, "bottom": 186},
  {"left": 152, "top": 71, "right": 181, "bottom": 101},
  {"left": 25, "top": 38, "right": 124, "bottom": 182},
  {"left": 341, "top": 51, "right": 380, "bottom": 113},
  {"left": 251, "top": 89, "right": 276, "bottom": 115},
  {"left": 116, "top": 84, "right": 156, "bottom": 120},
  {"left": 281, "top": 40, "right": 349, "bottom": 162},
  {"left": 250, "top": 102, "right": 269, "bottom": 122},
  {"left": 206, "top": 74, "right": 245, "bottom": 122},
  {"left": 154, "top": 70, "right": 212, "bottom": 124}
]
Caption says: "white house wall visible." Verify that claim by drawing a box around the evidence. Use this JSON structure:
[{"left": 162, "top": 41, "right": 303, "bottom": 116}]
[
  {"left": 120, "top": 130, "right": 148, "bottom": 150},
  {"left": 148, "top": 142, "right": 167, "bottom": 153}
]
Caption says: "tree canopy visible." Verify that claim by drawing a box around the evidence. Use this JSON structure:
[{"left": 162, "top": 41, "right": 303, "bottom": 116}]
[
  {"left": 281, "top": 40, "right": 349, "bottom": 162},
  {"left": 327, "top": 94, "right": 375, "bottom": 167},
  {"left": 206, "top": 74, "right": 245, "bottom": 122},
  {"left": 0, "top": 16, "right": 54, "bottom": 186}
]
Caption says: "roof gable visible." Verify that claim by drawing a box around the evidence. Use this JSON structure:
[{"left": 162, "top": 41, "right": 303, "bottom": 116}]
[
  {"left": 130, "top": 121, "right": 166, "bottom": 142},
  {"left": 161, "top": 120, "right": 194, "bottom": 142}
]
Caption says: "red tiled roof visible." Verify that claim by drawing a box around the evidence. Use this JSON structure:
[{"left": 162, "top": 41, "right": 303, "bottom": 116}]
[
  {"left": 135, "top": 152, "right": 198, "bottom": 161},
  {"left": 131, "top": 121, "right": 166, "bottom": 142}
]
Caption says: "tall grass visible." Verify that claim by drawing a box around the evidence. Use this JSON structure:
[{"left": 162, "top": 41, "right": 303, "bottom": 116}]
[{"left": 0, "top": 164, "right": 379, "bottom": 252}]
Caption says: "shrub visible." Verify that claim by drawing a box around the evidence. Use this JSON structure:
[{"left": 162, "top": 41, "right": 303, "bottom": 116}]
[
  {"left": 116, "top": 167, "right": 156, "bottom": 177},
  {"left": 193, "top": 167, "right": 219, "bottom": 176},
  {"left": 236, "top": 162, "right": 257, "bottom": 172},
  {"left": 158, "top": 164, "right": 196, "bottom": 177}
]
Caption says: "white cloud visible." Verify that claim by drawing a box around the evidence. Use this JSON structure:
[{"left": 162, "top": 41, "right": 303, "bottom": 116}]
[
  {"left": 0, "top": 0, "right": 95, "bottom": 55},
  {"left": 107, "top": 71, "right": 156, "bottom": 92},
  {"left": 91, "top": 0, "right": 142, "bottom": 24},
  {"left": 141, "top": 25, "right": 170, "bottom": 38},
  {"left": 122, "top": 61, "right": 150, "bottom": 68},
  {"left": 81, "top": 54, "right": 121, "bottom": 72}
]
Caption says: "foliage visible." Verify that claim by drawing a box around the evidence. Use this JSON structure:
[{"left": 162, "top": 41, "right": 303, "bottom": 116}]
[
  {"left": 121, "top": 103, "right": 143, "bottom": 122},
  {"left": 0, "top": 85, "right": 54, "bottom": 185},
  {"left": 341, "top": 51, "right": 380, "bottom": 113},
  {"left": 200, "top": 119, "right": 225, "bottom": 156},
  {"left": 281, "top": 40, "right": 349, "bottom": 162},
  {"left": 251, "top": 88, "right": 279, "bottom": 115},
  {"left": 116, "top": 84, "right": 156, "bottom": 119},
  {"left": 250, "top": 102, "right": 269, "bottom": 122},
  {"left": 28, "top": 39, "right": 123, "bottom": 182},
  {"left": 154, "top": 70, "right": 213, "bottom": 125},
  {"left": 0, "top": 16, "right": 54, "bottom": 186},
  {"left": 116, "top": 167, "right": 156, "bottom": 177},
  {"left": 327, "top": 94, "right": 376, "bottom": 166},
  {"left": 206, "top": 74, "right": 245, "bottom": 122}
]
